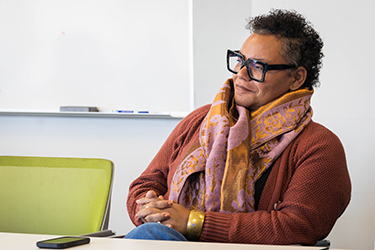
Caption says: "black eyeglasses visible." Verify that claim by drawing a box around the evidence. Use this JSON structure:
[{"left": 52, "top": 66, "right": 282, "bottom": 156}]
[{"left": 226, "top": 49, "right": 297, "bottom": 82}]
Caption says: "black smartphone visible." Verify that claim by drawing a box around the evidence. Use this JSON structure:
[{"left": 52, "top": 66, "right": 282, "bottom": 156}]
[{"left": 36, "top": 236, "right": 90, "bottom": 249}]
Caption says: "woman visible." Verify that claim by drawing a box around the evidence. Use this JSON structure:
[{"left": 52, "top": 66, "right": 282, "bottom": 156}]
[{"left": 125, "top": 9, "right": 351, "bottom": 245}]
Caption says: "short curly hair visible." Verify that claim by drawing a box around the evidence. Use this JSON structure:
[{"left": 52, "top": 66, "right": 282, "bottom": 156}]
[{"left": 246, "top": 9, "right": 324, "bottom": 89}]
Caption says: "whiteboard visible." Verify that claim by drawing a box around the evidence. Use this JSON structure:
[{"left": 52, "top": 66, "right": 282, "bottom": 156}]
[{"left": 0, "top": 0, "right": 191, "bottom": 113}]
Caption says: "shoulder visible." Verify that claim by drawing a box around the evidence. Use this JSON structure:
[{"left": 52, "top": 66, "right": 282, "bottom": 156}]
[
  {"left": 167, "top": 104, "right": 211, "bottom": 145},
  {"left": 165, "top": 104, "right": 211, "bottom": 163},
  {"left": 184, "top": 104, "right": 211, "bottom": 122},
  {"left": 297, "top": 121, "right": 344, "bottom": 149},
  {"left": 303, "top": 121, "right": 339, "bottom": 137},
  {"left": 172, "top": 104, "right": 211, "bottom": 133},
  {"left": 290, "top": 120, "right": 347, "bottom": 170}
]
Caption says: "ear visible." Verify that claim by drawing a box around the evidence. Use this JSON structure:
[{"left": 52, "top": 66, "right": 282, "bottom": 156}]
[{"left": 289, "top": 66, "right": 307, "bottom": 90}]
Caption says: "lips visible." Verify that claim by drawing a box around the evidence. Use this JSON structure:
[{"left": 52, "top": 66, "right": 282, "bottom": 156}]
[{"left": 235, "top": 83, "right": 256, "bottom": 93}]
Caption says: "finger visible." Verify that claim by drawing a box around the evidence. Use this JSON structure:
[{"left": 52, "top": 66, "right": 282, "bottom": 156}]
[
  {"left": 137, "top": 198, "right": 173, "bottom": 209},
  {"left": 162, "top": 223, "right": 173, "bottom": 228},
  {"left": 137, "top": 201, "right": 152, "bottom": 211},
  {"left": 137, "top": 200, "right": 158, "bottom": 211},
  {"left": 136, "top": 208, "right": 170, "bottom": 221},
  {"left": 136, "top": 197, "right": 156, "bottom": 205},
  {"left": 148, "top": 200, "right": 173, "bottom": 209},
  {"left": 136, "top": 206, "right": 159, "bottom": 220},
  {"left": 145, "top": 190, "right": 157, "bottom": 198},
  {"left": 136, "top": 190, "right": 159, "bottom": 205},
  {"left": 136, "top": 195, "right": 163, "bottom": 205},
  {"left": 144, "top": 212, "right": 170, "bottom": 223}
]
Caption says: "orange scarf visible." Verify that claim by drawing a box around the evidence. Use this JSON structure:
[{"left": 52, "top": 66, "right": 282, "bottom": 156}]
[{"left": 169, "top": 79, "right": 313, "bottom": 212}]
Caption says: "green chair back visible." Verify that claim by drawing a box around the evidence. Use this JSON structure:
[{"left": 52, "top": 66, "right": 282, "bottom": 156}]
[{"left": 0, "top": 156, "right": 113, "bottom": 235}]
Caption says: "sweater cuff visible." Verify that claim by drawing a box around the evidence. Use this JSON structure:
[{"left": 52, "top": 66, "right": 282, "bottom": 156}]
[{"left": 199, "top": 211, "right": 231, "bottom": 242}]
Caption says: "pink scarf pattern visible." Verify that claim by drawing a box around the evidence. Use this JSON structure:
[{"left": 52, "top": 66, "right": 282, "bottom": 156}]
[{"left": 169, "top": 79, "right": 313, "bottom": 213}]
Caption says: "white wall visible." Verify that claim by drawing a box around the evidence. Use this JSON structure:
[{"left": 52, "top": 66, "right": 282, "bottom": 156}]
[
  {"left": 250, "top": 2, "right": 375, "bottom": 250},
  {"left": 195, "top": 1, "right": 375, "bottom": 249},
  {"left": 0, "top": 114, "right": 181, "bottom": 236},
  {"left": 0, "top": 1, "right": 374, "bottom": 249},
  {"left": 0, "top": 0, "right": 191, "bottom": 113},
  {"left": 193, "top": 0, "right": 251, "bottom": 107}
]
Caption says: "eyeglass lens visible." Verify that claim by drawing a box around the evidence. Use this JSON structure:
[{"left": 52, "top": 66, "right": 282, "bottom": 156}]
[{"left": 228, "top": 54, "right": 264, "bottom": 81}]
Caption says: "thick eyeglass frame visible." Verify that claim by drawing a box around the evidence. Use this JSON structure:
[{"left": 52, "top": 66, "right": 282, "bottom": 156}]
[{"left": 226, "top": 49, "right": 297, "bottom": 82}]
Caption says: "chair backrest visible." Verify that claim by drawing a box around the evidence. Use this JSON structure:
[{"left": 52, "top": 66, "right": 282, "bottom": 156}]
[{"left": 0, "top": 156, "right": 113, "bottom": 235}]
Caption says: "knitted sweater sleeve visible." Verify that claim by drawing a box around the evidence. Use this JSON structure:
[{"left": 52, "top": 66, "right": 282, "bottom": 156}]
[{"left": 199, "top": 122, "right": 351, "bottom": 245}]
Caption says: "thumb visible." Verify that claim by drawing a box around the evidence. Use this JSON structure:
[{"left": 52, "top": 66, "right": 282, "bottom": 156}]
[{"left": 145, "top": 190, "right": 157, "bottom": 198}]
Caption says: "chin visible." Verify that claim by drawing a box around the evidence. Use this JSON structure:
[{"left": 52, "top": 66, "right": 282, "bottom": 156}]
[
  {"left": 234, "top": 99, "right": 250, "bottom": 109},
  {"left": 235, "top": 99, "right": 259, "bottom": 111}
]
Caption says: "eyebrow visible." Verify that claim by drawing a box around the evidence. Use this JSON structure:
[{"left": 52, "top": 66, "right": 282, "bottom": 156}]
[{"left": 238, "top": 50, "right": 267, "bottom": 63}]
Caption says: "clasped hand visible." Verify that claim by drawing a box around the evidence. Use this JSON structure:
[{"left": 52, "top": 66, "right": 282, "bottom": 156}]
[{"left": 135, "top": 190, "right": 190, "bottom": 235}]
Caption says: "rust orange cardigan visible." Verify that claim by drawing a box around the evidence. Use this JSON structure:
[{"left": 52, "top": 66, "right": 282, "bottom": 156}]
[{"left": 127, "top": 104, "right": 351, "bottom": 245}]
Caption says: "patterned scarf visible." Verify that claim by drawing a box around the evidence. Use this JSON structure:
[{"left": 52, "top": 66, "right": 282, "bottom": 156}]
[{"left": 169, "top": 79, "right": 313, "bottom": 213}]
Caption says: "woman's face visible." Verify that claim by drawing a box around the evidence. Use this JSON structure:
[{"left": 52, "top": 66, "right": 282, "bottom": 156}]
[{"left": 233, "top": 33, "right": 298, "bottom": 111}]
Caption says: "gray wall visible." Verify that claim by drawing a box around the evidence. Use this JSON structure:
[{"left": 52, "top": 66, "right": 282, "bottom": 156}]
[{"left": 0, "top": 1, "right": 374, "bottom": 249}]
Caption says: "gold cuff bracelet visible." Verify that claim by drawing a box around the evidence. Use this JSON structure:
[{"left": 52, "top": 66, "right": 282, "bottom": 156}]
[{"left": 185, "top": 210, "right": 205, "bottom": 241}]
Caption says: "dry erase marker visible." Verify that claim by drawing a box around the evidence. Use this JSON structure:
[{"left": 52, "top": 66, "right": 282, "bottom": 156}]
[
  {"left": 115, "top": 110, "right": 134, "bottom": 113},
  {"left": 137, "top": 111, "right": 149, "bottom": 114}
]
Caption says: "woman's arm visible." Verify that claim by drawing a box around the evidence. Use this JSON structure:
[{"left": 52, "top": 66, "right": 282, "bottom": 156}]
[{"left": 126, "top": 105, "right": 210, "bottom": 226}]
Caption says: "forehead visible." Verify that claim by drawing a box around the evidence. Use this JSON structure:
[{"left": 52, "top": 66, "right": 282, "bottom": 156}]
[{"left": 240, "top": 33, "right": 286, "bottom": 63}]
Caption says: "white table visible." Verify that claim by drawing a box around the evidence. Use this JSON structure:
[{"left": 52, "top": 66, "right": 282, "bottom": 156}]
[{"left": 0, "top": 232, "right": 341, "bottom": 250}]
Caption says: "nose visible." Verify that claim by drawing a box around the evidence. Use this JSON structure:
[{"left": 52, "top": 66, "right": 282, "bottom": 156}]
[{"left": 237, "top": 65, "right": 251, "bottom": 81}]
